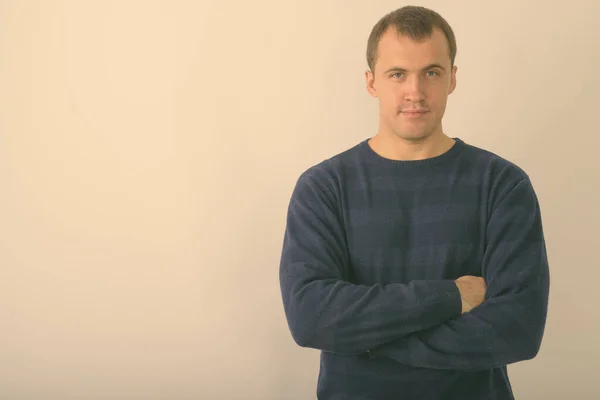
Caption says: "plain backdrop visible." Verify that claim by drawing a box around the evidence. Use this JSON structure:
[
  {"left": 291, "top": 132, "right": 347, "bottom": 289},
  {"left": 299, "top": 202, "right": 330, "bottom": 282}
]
[{"left": 1, "top": 0, "right": 599, "bottom": 399}]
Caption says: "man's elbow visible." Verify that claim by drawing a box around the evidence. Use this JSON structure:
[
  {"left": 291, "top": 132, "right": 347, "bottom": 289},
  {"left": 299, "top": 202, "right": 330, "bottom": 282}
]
[
  {"left": 286, "top": 315, "right": 347, "bottom": 353},
  {"left": 288, "top": 319, "right": 317, "bottom": 349},
  {"left": 508, "top": 289, "right": 548, "bottom": 362},
  {"left": 513, "top": 328, "right": 545, "bottom": 363},
  {"left": 519, "top": 342, "right": 540, "bottom": 362},
  {"left": 525, "top": 333, "right": 544, "bottom": 360}
]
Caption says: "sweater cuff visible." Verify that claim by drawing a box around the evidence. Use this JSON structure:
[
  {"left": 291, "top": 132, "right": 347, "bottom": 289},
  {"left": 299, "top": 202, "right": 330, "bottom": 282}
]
[{"left": 437, "top": 280, "right": 463, "bottom": 318}]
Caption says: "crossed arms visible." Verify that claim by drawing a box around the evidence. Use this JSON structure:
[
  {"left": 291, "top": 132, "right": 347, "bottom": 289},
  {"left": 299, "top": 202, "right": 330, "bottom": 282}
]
[{"left": 279, "top": 172, "right": 549, "bottom": 371}]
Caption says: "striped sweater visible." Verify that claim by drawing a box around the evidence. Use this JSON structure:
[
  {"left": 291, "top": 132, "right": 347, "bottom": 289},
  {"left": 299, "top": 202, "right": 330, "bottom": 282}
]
[{"left": 279, "top": 137, "right": 550, "bottom": 399}]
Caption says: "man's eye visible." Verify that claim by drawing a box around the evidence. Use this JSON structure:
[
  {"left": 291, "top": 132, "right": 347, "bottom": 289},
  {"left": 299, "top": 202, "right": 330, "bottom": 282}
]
[
  {"left": 427, "top": 70, "right": 440, "bottom": 77},
  {"left": 392, "top": 73, "right": 403, "bottom": 78}
]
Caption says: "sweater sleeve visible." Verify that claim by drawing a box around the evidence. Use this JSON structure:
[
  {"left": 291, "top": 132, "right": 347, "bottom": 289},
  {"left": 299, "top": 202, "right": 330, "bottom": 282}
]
[
  {"left": 369, "top": 177, "right": 550, "bottom": 370},
  {"left": 279, "top": 169, "right": 462, "bottom": 355}
]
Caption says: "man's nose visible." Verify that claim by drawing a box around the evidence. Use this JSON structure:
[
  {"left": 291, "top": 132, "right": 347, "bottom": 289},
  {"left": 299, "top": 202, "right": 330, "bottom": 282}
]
[{"left": 404, "top": 76, "right": 425, "bottom": 103}]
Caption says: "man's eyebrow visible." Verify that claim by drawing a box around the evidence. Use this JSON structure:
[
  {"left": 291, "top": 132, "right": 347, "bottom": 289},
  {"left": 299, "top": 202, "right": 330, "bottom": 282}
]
[{"left": 383, "top": 63, "right": 447, "bottom": 74}]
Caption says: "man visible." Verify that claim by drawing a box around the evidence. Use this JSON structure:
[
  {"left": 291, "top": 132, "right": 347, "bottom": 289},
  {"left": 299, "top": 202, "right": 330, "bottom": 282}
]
[{"left": 279, "top": 5, "right": 549, "bottom": 400}]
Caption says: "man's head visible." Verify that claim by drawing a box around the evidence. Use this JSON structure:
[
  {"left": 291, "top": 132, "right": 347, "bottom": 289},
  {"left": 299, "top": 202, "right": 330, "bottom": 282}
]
[{"left": 365, "top": 6, "right": 457, "bottom": 142}]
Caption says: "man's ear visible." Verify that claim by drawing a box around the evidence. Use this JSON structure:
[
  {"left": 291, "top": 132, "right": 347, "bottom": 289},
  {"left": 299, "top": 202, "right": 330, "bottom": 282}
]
[
  {"left": 366, "top": 70, "right": 377, "bottom": 98},
  {"left": 449, "top": 65, "right": 458, "bottom": 94}
]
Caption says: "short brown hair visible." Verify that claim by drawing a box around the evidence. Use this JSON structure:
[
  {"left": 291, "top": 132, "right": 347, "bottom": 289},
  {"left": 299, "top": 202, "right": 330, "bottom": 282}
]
[{"left": 366, "top": 6, "right": 457, "bottom": 72}]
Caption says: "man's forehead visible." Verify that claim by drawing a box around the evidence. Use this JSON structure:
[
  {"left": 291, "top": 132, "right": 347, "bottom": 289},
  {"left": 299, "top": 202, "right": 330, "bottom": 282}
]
[
  {"left": 377, "top": 28, "right": 451, "bottom": 68},
  {"left": 380, "top": 29, "right": 447, "bottom": 51}
]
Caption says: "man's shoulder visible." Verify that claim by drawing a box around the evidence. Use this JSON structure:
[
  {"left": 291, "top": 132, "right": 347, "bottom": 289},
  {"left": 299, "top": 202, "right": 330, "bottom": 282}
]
[
  {"left": 296, "top": 139, "right": 365, "bottom": 185},
  {"left": 460, "top": 140, "right": 530, "bottom": 183}
]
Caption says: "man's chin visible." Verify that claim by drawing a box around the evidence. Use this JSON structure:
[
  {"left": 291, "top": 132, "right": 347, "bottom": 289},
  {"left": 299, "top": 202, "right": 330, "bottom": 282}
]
[{"left": 393, "top": 130, "right": 433, "bottom": 142}]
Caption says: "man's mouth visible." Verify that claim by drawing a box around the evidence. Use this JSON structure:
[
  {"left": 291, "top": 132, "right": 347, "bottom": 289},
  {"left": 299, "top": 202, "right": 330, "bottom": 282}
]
[
  {"left": 402, "top": 109, "right": 429, "bottom": 113},
  {"left": 401, "top": 109, "right": 429, "bottom": 117}
]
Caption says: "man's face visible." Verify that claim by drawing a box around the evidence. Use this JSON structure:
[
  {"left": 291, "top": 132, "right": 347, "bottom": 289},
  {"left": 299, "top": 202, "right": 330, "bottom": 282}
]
[{"left": 366, "top": 27, "right": 457, "bottom": 142}]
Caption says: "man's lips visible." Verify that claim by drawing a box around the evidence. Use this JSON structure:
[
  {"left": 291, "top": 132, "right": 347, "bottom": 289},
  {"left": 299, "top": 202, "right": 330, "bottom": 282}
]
[{"left": 401, "top": 109, "right": 429, "bottom": 117}]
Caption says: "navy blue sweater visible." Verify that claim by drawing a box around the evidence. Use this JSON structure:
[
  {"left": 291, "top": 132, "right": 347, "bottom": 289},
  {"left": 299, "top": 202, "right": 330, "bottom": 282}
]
[{"left": 279, "top": 137, "right": 550, "bottom": 399}]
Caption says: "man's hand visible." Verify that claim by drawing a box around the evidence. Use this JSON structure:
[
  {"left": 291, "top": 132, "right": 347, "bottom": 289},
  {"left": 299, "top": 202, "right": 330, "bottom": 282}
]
[{"left": 454, "top": 276, "right": 487, "bottom": 314}]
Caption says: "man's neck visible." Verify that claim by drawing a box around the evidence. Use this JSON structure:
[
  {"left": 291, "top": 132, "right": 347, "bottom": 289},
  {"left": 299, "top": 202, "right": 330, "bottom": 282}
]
[{"left": 368, "top": 132, "right": 456, "bottom": 161}]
